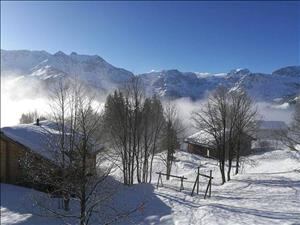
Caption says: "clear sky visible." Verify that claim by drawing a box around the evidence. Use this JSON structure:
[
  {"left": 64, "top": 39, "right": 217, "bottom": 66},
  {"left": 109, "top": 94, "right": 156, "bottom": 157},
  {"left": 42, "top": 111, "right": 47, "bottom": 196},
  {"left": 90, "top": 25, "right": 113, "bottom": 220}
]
[{"left": 1, "top": 1, "right": 299, "bottom": 74}]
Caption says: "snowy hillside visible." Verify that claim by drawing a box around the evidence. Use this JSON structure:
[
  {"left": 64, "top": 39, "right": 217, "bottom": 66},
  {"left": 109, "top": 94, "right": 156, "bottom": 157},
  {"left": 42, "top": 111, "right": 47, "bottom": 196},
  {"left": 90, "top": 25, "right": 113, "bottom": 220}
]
[
  {"left": 1, "top": 149, "right": 300, "bottom": 225},
  {"left": 1, "top": 49, "right": 299, "bottom": 102}
]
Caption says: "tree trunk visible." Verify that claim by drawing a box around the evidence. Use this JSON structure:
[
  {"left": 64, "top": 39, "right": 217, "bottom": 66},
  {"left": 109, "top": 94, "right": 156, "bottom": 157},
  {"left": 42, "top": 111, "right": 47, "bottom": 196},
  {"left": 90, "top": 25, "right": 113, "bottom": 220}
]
[
  {"left": 80, "top": 198, "right": 86, "bottom": 225},
  {"left": 80, "top": 145, "right": 87, "bottom": 225},
  {"left": 227, "top": 159, "right": 232, "bottom": 181},
  {"left": 235, "top": 138, "right": 241, "bottom": 175},
  {"left": 149, "top": 144, "right": 156, "bottom": 183},
  {"left": 166, "top": 149, "right": 173, "bottom": 180},
  {"left": 220, "top": 161, "right": 226, "bottom": 184}
]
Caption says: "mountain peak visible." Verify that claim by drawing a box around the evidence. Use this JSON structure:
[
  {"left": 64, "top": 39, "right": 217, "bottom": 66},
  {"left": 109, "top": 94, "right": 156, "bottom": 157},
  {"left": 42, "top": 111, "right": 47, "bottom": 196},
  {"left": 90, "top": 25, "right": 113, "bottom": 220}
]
[
  {"left": 272, "top": 66, "right": 300, "bottom": 77},
  {"left": 162, "top": 69, "right": 181, "bottom": 74},
  {"left": 229, "top": 68, "right": 251, "bottom": 75},
  {"left": 54, "top": 51, "right": 67, "bottom": 57}
]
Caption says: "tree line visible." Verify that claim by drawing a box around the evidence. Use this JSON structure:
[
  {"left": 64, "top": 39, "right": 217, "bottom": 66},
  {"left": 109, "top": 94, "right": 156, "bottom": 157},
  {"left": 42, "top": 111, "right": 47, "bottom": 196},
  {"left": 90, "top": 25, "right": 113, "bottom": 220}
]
[{"left": 102, "top": 77, "right": 182, "bottom": 185}]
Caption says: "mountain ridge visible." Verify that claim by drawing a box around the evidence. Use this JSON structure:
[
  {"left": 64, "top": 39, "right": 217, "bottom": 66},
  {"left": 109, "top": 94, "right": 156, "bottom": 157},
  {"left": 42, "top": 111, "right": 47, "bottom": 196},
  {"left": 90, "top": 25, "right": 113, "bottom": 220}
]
[{"left": 1, "top": 49, "right": 299, "bottom": 103}]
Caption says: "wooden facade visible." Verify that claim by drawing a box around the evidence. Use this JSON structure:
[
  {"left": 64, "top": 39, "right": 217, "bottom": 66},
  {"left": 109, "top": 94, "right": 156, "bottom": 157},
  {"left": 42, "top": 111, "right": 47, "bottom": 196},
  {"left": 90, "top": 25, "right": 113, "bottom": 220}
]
[
  {"left": 1, "top": 134, "right": 30, "bottom": 184},
  {"left": 186, "top": 143, "right": 217, "bottom": 158},
  {"left": 185, "top": 133, "right": 253, "bottom": 159},
  {"left": 1, "top": 132, "right": 98, "bottom": 187}
]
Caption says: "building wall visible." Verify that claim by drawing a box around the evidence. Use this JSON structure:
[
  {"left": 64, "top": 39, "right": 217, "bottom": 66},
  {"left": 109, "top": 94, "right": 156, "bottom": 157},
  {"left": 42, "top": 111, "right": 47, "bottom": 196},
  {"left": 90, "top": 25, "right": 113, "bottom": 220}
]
[
  {"left": 257, "top": 129, "right": 287, "bottom": 140},
  {"left": 0, "top": 138, "right": 26, "bottom": 184},
  {"left": 1, "top": 139, "right": 7, "bottom": 182},
  {"left": 187, "top": 143, "right": 217, "bottom": 158},
  {"left": 186, "top": 135, "right": 252, "bottom": 159},
  {"left": 1, "top": 136, "right": 99, "bottom": 187}
]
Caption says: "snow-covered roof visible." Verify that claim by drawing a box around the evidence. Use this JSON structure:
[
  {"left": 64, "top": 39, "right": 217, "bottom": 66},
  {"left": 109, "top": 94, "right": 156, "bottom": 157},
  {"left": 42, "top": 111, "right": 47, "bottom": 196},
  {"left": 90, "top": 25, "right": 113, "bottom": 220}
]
[
  {"left": 186, "top": 129, "right": 255, "bottom": 147},
  {"left": 257, "top": 120, "right": 288, "bottom": 130},
  {"left": 1, "top": 120, "right": 102, "bottom": 162},
  {"left": 185, "top": 131, "right": 215, "bottom": 147}
]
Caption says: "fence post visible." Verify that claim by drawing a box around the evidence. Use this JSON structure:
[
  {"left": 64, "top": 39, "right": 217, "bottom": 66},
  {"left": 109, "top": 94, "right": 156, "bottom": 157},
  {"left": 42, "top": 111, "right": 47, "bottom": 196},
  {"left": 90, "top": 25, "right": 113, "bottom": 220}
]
[
  {"left": 197, "top": 166, "right": 200, "bottom": 194},
  {"left": 180, "top": 176, "right": 184, "bottom": 191},
  {"left": 209, "top": 170, "right": 212, "bottom": 198},
  {"left": 156, "top": 172, "right": 161, "bottom": 189},
  {"left": 191, "top": 166, "right": 200, "bottom": 196},
  {"left": 191, "top": 176, "right": 197, "bottom": 196}
]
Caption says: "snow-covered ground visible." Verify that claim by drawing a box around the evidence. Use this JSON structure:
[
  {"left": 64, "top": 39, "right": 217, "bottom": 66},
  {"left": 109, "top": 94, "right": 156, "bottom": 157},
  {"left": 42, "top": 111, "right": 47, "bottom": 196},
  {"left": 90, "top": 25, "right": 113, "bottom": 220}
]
[{"left": 1, "top": 149, "right": 300, "bottom": 225}]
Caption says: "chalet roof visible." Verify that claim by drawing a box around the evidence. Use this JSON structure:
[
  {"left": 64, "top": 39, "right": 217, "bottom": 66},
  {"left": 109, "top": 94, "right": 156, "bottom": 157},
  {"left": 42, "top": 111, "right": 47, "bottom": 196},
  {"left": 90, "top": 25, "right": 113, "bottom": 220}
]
[
  {"left": 185, "top": 131, "right": 215, "bottom": 148},
  {"left": 0, "top": 120, "right": 103, "bottom": 162},
  {"left": 257, "top": 120, "right": 288, "bottom": 130},
  {"left": 185, "top": 129, "right": 255, "bottom": 148}
]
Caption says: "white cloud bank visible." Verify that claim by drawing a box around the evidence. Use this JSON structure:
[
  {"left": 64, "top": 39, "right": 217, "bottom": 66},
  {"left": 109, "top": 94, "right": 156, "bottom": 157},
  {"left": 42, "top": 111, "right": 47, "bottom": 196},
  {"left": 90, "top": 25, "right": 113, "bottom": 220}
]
[
  {"left": 1, "top": 76, "right": 50, "bottom": 127},
  {"left": 1, "top": 76, "right": 294, "bottom": 129}
]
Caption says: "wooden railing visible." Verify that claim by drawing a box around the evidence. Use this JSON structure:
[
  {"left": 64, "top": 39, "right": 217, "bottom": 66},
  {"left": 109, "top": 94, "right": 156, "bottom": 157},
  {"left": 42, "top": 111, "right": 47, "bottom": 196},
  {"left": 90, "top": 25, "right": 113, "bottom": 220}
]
[{"left": 156, "top": 172, "right": 187, "bottom": 191}]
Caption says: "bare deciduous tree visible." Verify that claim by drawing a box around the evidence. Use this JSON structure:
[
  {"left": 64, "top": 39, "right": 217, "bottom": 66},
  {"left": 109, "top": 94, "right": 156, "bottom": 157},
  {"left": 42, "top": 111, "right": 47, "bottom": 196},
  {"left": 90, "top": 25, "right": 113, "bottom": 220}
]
[
  {"left": 224, "top": 89, "right": 257, "bottom": 180},
  {"left": 103, "top": 77, "right": 145, "bottom": 185},
  {"left": 19, "top": 110, "right": 46, "bottom": 124},
  {"left": 138, "top": 96, "right": 165, "bottom": 183},
  {"left": 160, "top": 101, "right": 182, "bottom": 180},
  {"left": 192, "top": 86, "right": 257, "bottom": 184},
  {"left": 22, "top": 79, "right": 118, "bottom": 225},
  {"left": 145, "top": 96, "right": 165, "bottom": 183},
  {"left": 279, "top": 100, "right": 300, "bottom": 151},
  {"left": 103, "top": 77, "right": 167, "bottom": 185},
  {"left": 192, "top": 87, "right": 228, "bottom": 184}
]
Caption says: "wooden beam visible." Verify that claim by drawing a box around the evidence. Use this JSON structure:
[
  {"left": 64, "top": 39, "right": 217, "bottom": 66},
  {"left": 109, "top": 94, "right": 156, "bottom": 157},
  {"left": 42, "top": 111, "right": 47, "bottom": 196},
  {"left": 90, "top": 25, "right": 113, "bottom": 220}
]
[{"left": 156, "top": 172, "right": 187, "bottom": 180}]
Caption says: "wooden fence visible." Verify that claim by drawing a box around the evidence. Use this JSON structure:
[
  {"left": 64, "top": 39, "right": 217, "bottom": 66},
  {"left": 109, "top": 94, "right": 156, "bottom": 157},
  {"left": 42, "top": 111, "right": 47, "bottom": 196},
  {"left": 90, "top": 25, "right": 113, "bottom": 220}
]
[
  {"left": 191, "top": 166, "right": 213, "bottom": 199},
  {"left": 156, "top": 172, "right": 187, "bottom": 191}
]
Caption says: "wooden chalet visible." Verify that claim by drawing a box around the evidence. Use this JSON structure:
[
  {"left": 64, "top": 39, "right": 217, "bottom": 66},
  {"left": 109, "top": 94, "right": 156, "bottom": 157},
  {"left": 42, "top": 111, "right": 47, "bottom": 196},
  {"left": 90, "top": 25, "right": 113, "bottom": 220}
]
[
  {"left": 185, "top": 131, "right": 254, "bottom": 159},
  {"left": 1, "top": 120, "right": 102, "bottom": 187}
]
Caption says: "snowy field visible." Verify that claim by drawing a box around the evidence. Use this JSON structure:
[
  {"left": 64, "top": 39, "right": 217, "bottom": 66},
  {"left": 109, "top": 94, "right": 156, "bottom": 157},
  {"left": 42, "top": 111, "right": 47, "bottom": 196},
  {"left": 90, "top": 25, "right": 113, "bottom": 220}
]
[{"left": 1, "top": 149, "right": 300, "bottom": 225}]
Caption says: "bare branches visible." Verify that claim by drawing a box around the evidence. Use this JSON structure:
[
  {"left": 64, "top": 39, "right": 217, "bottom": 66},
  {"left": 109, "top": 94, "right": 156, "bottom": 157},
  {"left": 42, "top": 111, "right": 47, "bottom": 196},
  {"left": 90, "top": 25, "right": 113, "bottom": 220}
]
[
  {"left": 192, "top": 86, "right": 257, "bottom": 183},
  {"left": 279, "top": 101, "right": 300, "bottom": 151},
  {"left": 103, "top": 77, "right": 180, "bottom": 185},
  {"left": 21, "top": 78, "right": 116, "bottom": 225},
  {"left": 160, "top": 101, "right": 183, "bottom": 180}
]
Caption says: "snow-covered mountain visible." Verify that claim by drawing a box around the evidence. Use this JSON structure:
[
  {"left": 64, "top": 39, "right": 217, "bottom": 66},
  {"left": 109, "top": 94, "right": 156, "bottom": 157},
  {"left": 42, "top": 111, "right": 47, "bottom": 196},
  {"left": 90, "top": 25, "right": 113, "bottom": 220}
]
[
  {"left": 1, "top": 49, "right": 299, "bottom": 103},
  {"left": 139, "top": 66, "right": 300, "bottom": 103},
  {"left": 1, "top": 49, "right": 134, "bottom": 94}
]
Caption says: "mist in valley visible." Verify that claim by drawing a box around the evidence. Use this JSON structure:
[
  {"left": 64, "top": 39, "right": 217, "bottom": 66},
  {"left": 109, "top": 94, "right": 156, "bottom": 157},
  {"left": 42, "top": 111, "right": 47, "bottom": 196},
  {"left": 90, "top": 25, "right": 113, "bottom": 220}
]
[{"left": 1, "top": 75, "right": 294, "bottom": 135}]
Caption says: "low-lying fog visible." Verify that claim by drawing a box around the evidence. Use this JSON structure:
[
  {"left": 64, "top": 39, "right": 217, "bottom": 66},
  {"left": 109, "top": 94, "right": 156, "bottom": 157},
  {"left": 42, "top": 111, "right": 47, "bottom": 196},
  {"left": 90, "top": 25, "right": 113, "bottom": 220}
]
[
  {"left": 172, "top": 98, "right": 294, "bottom": 136},
  {"left": 1, "top": 76, "right": 294, "bottom": 132}
]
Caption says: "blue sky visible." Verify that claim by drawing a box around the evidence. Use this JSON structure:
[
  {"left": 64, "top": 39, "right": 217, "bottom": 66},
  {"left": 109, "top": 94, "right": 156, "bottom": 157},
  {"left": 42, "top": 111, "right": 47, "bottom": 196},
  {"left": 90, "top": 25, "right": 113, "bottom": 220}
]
[{"left": 1, "top": 1, "right": 299, "bottom": 74}]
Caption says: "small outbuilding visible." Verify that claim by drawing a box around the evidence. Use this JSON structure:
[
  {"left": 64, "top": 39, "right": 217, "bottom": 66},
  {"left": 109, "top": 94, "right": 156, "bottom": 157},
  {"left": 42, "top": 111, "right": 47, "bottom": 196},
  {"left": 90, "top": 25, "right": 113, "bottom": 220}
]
[
  {"left": 253, "top": 120, "right": 288, "bottom": 150},
  {"left": 185, "top": 131, "right": 216, "bottom": 158},
  {"left": 185, "top": 131, "right": 254, "bottom": 159},
  {"left": 256, "top": 120, "right": 288, "bottom": 139}
]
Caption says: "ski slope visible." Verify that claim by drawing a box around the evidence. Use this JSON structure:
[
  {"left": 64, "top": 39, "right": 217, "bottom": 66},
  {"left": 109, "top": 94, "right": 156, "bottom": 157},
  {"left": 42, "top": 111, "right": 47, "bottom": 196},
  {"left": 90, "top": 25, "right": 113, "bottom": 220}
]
[{"left": 1, "top": 149, "right": 300, "bottom": 225}]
